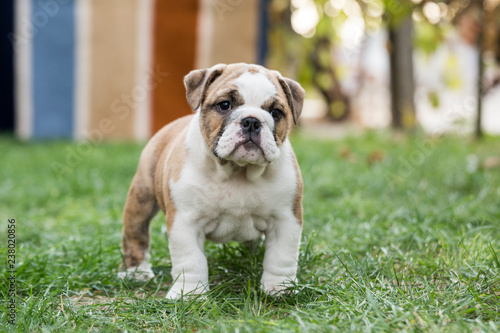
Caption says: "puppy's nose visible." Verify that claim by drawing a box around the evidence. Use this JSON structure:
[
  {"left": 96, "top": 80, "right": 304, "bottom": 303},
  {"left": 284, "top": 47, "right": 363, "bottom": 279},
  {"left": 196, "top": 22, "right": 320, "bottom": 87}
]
[{"left": 241, "top": 117, "right": 262, "bottom": 135}]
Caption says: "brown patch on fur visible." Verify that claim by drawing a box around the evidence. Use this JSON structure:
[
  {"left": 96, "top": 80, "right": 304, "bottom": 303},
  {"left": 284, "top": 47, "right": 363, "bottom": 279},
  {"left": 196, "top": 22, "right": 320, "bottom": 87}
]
[
  {"left": 200, "top": 110, "right": 226, "bottom": 152},
  {"left": 158, "top": 138, "right": 189, "bottom": 232},
  {"left": 261, "top": 97, "right": 289, "bottom": 146},
  {"left": 260, "top": 98, "right": 273, "bottom": 111},
  {"left": 152, "top": 116, "right": 192, "bottom": 209},
  {"left": 121, "top": 195, "right": 155, "bottom": 267},
  {"left": 228, "top": 89, "right": 245, "bottom": 107},
  {"left": 184, "top": 69, "right": 207, "bottom": 110},
  {"left": 274, "top": 118, "right": 288, "bottom": 146},
  {"left": 200, "top": 81, "right": 247, "bottom": 154},
  {"left": 278, "top": 77, "right": 305, "bottom": 125},
  {"left": 203, "top": 90, "right": 243, "bottom": 139},
  {"left": 187, "top": 63, "right": 260, "bottom": 112},
  {"left": 184, "top": 65, "right": 225, "bottom": 110},
  {"left": 262, "top": 72, "right": 296, "bottom": 133},
  {"left": 151, "top": 117, "right": 191, "bottom": 232},
  {"left": 247, "top": 66, "right": 260, "bottom": 74},
  {"left": 121, "top": 183, "right": 159, "bottom": 268}
]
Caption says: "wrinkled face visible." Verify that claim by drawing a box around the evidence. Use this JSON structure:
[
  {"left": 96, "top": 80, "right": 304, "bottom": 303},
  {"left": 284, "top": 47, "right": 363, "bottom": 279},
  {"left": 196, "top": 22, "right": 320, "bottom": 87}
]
[
  {"left": 184, "top": 64, "right": 305, "bottom": 167},
  {"left": 204, "top": 70, "right": 289, "bottom": 166}
]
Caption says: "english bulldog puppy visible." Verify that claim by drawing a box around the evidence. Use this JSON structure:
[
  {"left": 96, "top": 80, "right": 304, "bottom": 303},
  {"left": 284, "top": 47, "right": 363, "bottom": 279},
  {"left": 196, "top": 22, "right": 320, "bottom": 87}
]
[{"left": 118, "top": 63, "right": 305, "bottom": 299}]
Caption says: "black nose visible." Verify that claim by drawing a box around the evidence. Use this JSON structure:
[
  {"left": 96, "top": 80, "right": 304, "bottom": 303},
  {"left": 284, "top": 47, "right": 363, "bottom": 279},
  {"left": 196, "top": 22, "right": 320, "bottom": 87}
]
[{"left": 241, "top": 117, "right": 262, "bottom": 135}]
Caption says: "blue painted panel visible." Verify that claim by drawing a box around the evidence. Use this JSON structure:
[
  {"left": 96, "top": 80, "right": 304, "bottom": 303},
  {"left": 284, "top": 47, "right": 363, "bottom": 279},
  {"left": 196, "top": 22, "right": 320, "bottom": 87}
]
[
  {"left": 257, "top": 0, "right": 270, "bottom": 66},
  {"left": 32, "top": 0, "right": 75, "bottom": 138}
]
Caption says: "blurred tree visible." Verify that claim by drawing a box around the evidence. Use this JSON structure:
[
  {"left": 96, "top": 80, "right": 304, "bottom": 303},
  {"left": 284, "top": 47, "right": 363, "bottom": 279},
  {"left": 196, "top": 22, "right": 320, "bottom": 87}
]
[
  {"left": 306, "top": 2, "right": 351, "bottom": 121},
  {"left": 385, "top": 0, "right": 416, "bottom": 129},
  {"left": 269, "top": 0, "right": 417, "bottom": 125},
  {"left": 471, "top": 0, "right": 500, "bottom": 138},
  {"left": 398, "top": 0, "right": 500, "bottom": 136},
  {"left": 268, "top": 0, "right": 500, "bottom": 133},
  {"left": 309, "top": 37, "right": 351, "bottom": 121},
  {"left": 444, "top": 0, "right": 500, "bottom": 138},
  {"left": 475, "top": 0, "right": 485, "bottom": 138},
  {"left": 268, "top": 0, "right": 351, "bottom": 122}
]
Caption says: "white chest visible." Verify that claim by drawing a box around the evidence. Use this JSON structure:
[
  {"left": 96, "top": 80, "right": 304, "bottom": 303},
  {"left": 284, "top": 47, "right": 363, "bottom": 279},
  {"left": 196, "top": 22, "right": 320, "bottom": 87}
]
[{"left": 170, "top": 165, "right": 296, "bottom": 243}]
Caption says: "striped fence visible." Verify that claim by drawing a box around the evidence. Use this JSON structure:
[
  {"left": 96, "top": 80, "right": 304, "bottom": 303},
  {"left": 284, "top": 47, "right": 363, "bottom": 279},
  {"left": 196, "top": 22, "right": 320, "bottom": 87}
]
[{"left": 12, "top": 0, "right": 268, "bottom": 140}]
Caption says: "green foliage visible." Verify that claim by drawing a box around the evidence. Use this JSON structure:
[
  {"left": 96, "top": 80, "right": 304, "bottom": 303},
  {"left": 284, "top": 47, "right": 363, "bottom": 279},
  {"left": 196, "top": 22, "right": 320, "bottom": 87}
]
[
  {"left": 1, "top": 132, "right": 499, "bottom": 331},
  {"left": 443, "top": 53, "right": 464, "bottom": 90},
  {"left": 427, "top": 90, "right": 441, "bottom": 108},
  {"left": 329, "top": 100, "right": 347, "bottom": 118},
  {"left": 414, "top": 20, "right": 446, "bottom": 56},
  {"left": 382, "top": 0, "right": 414, "bottom": 27}
]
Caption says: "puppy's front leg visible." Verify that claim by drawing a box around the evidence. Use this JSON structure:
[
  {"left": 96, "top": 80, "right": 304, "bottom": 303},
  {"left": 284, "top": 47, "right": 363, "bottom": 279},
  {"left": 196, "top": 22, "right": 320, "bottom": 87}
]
[
  {"left": 261, "top": 214, "right": 302, "bottom": 295},
  {"left": 166, "top": 217, "right": 208, "bottom": 299}
]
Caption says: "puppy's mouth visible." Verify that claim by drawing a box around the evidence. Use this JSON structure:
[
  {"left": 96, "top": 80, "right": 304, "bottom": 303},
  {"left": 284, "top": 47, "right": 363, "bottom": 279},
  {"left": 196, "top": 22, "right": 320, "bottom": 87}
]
[
  {"left": 213, "top": 120, "right": 280, "bottom": 165},
  {"left": 237, "top": 137, "right": 263, "bottom": 152},
  {"left": 222, "top": 136, "right": 267, "bottom": 166}
]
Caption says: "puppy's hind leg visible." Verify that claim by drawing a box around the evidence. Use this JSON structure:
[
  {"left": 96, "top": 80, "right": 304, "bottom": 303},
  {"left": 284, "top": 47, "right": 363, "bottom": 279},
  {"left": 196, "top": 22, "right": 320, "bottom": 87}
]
[{"left": 118, "top": 172, "right": 159, "bottom": 281}]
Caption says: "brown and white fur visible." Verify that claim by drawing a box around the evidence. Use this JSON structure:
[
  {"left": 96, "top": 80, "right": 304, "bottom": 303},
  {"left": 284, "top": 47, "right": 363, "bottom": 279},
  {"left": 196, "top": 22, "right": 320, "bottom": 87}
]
[{"left": 118, "top": 63, "right": 305, "bottom": 299}]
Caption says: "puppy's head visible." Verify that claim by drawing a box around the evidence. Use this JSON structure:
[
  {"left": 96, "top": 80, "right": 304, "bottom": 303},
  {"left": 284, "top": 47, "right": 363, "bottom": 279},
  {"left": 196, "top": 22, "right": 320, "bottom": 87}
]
[{"left": 184, "top": 63, "right": 305, "bottom": 166}]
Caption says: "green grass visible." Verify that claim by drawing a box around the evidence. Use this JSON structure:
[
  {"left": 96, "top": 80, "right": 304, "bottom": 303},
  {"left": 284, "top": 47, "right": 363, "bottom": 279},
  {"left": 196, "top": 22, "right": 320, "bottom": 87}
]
[{"left": 1, "top": 131, "right": 499, "bottom": 332}]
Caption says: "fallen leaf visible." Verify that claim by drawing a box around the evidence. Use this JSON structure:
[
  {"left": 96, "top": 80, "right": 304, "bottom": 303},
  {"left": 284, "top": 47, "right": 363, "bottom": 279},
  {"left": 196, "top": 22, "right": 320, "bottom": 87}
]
[
  {"left": 367, "top": 150, "right": 385, "bottom": 165},
  {"left": 483, "top": 157, "right": 500, "bottom": 169}
]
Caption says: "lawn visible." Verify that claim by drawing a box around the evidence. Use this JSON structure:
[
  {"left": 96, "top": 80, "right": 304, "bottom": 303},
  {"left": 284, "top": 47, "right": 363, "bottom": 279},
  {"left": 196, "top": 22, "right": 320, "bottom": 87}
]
[{"left": 1, "top": 131, "right": 499, "bottom": 332}]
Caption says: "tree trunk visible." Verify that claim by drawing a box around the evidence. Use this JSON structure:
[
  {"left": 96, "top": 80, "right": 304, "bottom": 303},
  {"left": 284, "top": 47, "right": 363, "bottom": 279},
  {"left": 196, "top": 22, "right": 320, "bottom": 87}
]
[
  {"left": 389, "top": 16, "right": 416, "bottom": 129},
  {"left": 476, "top": 34, "right": 484, "bottom": 139},
  {"left": 475, "top": 1, "right": 485, "bottom": 139}
]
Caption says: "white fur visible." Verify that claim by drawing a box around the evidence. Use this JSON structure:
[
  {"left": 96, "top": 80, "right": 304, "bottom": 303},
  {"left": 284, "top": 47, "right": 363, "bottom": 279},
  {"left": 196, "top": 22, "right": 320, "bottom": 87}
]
[
  {"left": 164, "top": 109, "right": 301, "bottom": 299},
  {"left": 261, "top": 211, "right": 302, "bottom": 293},
  {"left": 235, "top": 72, "right": 277, "bottom": 108}
]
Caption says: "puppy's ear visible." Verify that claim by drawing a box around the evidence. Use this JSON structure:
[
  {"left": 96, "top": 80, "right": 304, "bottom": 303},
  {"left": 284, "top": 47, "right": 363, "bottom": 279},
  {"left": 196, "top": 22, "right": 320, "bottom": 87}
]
[
  {"left": 184, "top": 65, "right": 225, "bottom": 111},
  {"left": 278, "top": 77, "right": 305, "bottom": 125}
]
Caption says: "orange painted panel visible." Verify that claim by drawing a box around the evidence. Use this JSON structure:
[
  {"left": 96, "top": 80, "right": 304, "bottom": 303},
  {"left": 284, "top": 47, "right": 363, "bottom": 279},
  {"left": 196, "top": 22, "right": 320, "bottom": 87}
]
[{"left": 151, "top": 0, "right": 199, "bottom": 134}]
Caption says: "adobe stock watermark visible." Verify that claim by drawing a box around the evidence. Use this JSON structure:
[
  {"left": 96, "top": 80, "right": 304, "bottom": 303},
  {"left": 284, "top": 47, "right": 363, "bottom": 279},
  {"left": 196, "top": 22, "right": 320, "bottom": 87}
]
[
  {"left": 385, "top": 138, "right": 438, "bottom": 185},
  {"left": 8, "top": 0, "right": 72, "bottom": 53},
  {"left": 191, "top": 181, "right": 248, "bottom": 209},
  {"left": 213, "top": 0, "right": 243, "bottom": 22},
  {"left": 51, "top": 65, "right": 168, "bottom": 180},
  {"left": 385, "top": 95, "right": 477, "bottom": 186}
]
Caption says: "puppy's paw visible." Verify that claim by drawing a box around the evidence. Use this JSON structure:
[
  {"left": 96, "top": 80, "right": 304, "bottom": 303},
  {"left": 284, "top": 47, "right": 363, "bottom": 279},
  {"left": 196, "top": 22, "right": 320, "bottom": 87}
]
[
  {"left": 262, "top": 284, "right": 294, "bottom": 297},
  {"left": 117, "top": 263, "right": 155, "bottom": 282},
  {"left": 261, "top": 274, "right": 296, "bottom": 296},
  {"left": 166, "top": 282, "right": 208, "bottom": 300}
]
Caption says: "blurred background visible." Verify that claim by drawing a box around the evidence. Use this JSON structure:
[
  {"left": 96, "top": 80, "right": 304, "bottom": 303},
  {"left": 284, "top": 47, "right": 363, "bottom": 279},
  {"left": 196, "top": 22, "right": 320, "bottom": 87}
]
[{"left": 1, "top": 0, "right": 499, "bottom": 141}]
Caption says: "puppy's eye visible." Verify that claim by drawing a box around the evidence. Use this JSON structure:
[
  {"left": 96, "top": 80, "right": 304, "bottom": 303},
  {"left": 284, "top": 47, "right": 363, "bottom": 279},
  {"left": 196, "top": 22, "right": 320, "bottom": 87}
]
[
  {"left": 217, "top": 101, "right": 232, "bottom": 112},
  {"left": 270, "top": 109, "right": 284, "bottom": 120}
]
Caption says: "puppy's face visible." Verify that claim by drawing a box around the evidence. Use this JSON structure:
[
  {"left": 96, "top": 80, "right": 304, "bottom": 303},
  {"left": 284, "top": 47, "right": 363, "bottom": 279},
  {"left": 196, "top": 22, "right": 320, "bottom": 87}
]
[{"left": 184, "top": 64, "right": 305, "bottom": 166}]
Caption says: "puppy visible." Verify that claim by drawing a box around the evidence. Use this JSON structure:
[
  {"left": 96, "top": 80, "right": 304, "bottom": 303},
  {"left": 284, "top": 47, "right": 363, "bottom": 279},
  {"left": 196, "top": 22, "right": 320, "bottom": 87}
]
[{"left": 118, "top": 63, "right": 305, "bottom": 299}]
